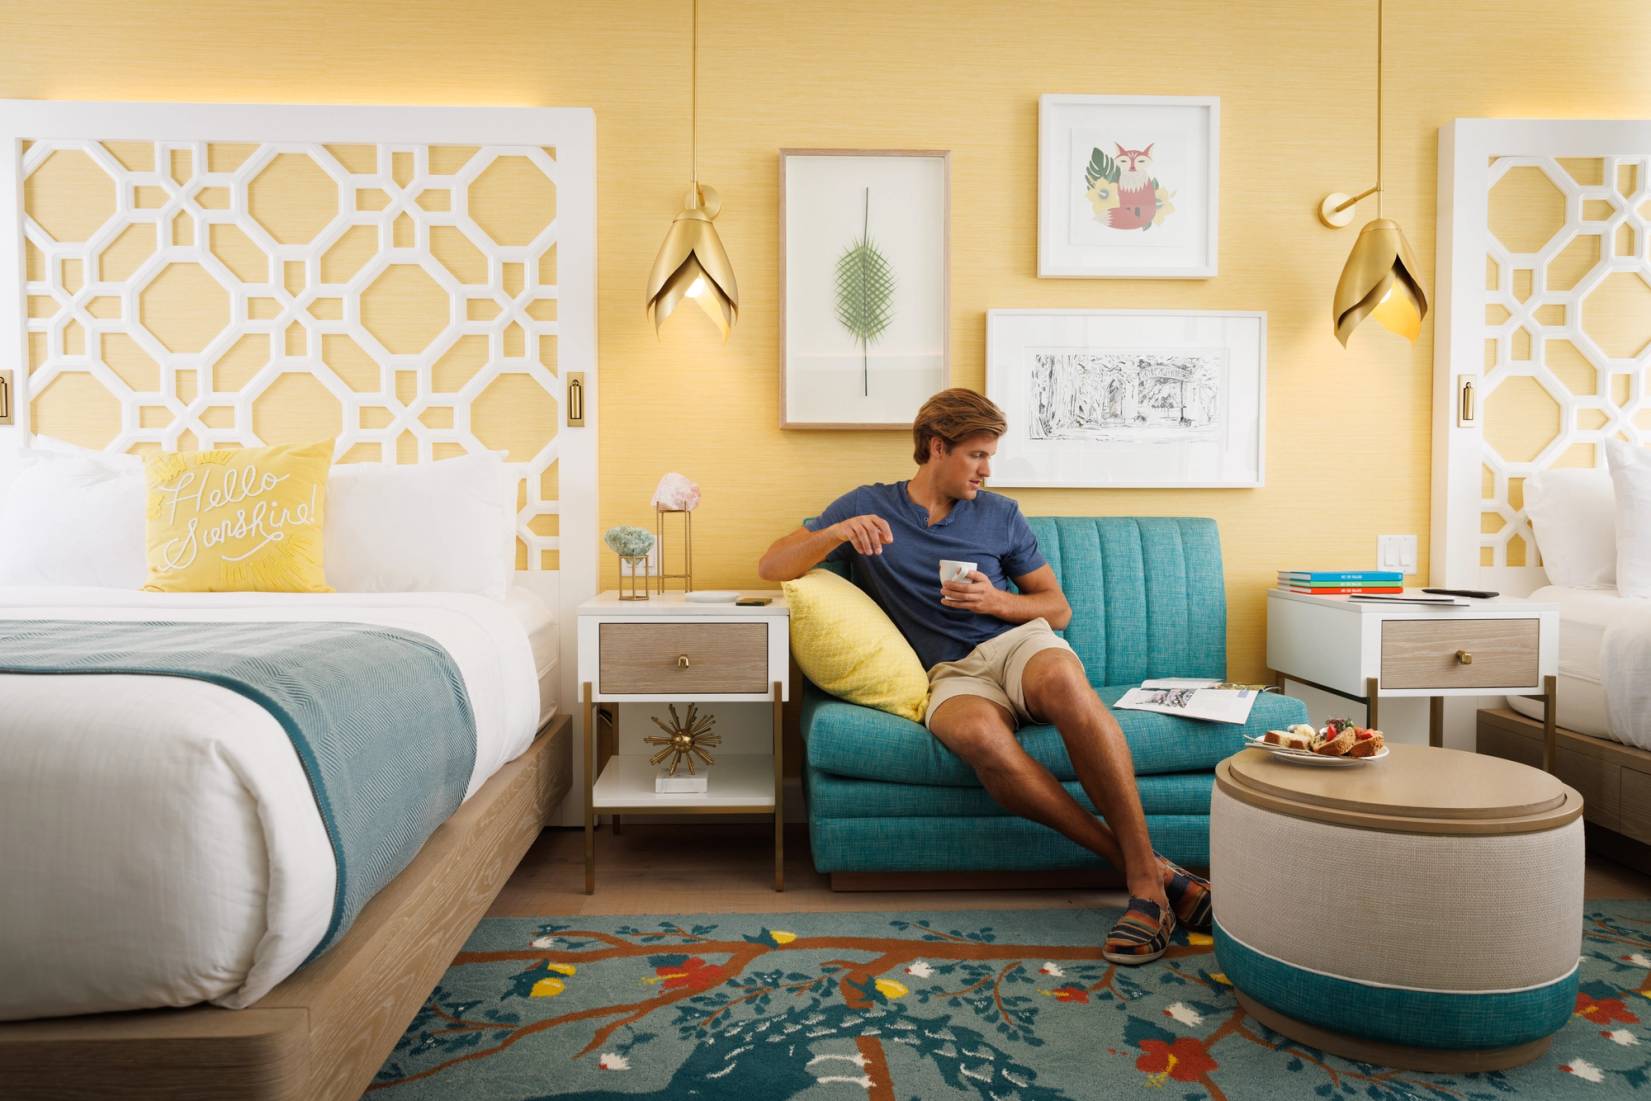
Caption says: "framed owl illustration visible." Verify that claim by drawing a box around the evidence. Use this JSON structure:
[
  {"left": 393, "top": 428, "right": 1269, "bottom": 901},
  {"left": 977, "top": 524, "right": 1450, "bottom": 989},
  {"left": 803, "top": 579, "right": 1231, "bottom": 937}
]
[{"left": 1037, "top": 95, "right": 1220, "bottom": 278}]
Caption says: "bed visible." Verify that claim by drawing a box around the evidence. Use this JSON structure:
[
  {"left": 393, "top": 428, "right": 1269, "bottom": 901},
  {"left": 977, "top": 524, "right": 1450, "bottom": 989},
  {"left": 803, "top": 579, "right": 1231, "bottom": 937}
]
[
  {"left": 1479, "top": 585, "right": 1651, "bottom": 862},
  {"left": 0, "top": 100, "right": 597, "bottom": 1100}
]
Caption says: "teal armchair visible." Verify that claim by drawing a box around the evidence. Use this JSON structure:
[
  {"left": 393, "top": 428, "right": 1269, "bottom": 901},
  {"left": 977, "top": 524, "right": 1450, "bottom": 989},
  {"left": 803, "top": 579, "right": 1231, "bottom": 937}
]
[{"left": 799, "top": 516, "right": 1309, "bottom": 876}]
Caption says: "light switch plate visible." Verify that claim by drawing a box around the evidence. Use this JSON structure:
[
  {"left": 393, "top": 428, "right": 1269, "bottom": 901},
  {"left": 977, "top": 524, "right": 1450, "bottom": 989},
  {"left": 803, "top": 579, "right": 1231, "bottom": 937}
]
[
  {"left": 0, "top": 368, "right": 13, "bottom": 425},
  {"left": 1377, "top": 534, "right": 1418, "bottom": 574}
]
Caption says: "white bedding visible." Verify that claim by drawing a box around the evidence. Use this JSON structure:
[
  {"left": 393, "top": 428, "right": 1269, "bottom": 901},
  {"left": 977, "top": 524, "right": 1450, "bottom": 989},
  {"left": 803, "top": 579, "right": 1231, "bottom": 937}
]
[
  {"left": 0, "top": 587, "right": 543, "bottom": 1020},
  {"left": 1507, "top": 585, "right": 1651, "bottom": 749}
]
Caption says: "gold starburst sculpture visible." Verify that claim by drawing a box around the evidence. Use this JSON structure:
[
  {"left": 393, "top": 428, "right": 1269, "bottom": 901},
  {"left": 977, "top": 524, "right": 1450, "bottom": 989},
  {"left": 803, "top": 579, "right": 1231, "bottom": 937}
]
[{"left": 646, "top": 703, "right": 721, "bottom": 777}]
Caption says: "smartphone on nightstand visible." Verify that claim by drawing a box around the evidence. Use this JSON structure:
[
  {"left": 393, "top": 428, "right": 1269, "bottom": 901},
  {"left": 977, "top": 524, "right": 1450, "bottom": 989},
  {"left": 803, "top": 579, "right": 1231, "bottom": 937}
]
[{"left": 734, "top": 596, "right": 772, "bottom": 606}]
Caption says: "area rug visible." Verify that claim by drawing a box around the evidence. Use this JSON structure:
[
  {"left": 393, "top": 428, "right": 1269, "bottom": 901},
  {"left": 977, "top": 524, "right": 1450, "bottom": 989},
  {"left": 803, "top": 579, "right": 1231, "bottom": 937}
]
[{"left": 367, "top": 903, "right": 1651, "bottom": 1099}]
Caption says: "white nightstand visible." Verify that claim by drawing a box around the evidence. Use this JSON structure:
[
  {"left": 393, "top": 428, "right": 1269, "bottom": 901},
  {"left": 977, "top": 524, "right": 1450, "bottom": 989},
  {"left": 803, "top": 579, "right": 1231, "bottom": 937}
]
[
  {"left": 576, "top": 591, "right": 790, "bottom": 893},
  {"left": 1266, "top": 589, "right": 1561, "bottom": 764}
]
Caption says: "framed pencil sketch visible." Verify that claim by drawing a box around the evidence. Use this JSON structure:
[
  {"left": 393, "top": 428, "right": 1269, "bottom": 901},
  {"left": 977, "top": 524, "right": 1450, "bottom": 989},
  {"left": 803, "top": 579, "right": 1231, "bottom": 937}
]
[
  {"left": 780, "top": 149, "right": 950, "bottom": 429},
  {"left": 985, "top": 309, "right": 1265, "bottom": 488},
  {"left": 1038, "top": 94, "right": 1219, "bottom": 278}
]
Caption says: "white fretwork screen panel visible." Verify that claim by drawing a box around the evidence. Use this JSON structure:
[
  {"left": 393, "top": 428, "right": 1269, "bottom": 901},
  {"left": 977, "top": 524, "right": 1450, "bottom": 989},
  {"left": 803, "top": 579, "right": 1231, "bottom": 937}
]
[
  {"left": 20, "top": 137, "right": 565, "bottom": 569},
  {"left": 1436, "top": 120, "right": 1651, "bottom": 592}
]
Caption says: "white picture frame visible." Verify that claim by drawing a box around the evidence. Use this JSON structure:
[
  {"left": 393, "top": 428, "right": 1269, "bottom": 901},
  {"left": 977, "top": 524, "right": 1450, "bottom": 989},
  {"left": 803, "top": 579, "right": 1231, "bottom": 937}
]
[
  {"left": 1038, "top": 94, "right": 1219, "bottom": 278},
  {"left": 780, "top": 148, "right": 950, "bottom": 429},
  {"left": 985, "top": 309, "right": 1265, "bottom": 488}
]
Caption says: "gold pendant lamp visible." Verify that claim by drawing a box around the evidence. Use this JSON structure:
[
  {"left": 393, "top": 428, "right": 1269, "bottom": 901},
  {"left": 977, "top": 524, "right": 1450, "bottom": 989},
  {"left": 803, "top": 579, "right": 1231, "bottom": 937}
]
[
  {"left": 1319, "top": 0, "right": 1427, "bottom": 346},
  {"left": 644, "top": 0, "right": 739, "bottom": 340}
]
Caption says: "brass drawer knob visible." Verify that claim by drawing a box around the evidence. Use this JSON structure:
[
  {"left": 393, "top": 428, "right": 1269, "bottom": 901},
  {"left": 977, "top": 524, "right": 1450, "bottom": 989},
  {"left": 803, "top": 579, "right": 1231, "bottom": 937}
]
[
  {"left": 677, "top": 654, "right": 691, "bottom": 669},
  {"left": 1456, "top": 650, "right": 1473, "bottom": 665}
]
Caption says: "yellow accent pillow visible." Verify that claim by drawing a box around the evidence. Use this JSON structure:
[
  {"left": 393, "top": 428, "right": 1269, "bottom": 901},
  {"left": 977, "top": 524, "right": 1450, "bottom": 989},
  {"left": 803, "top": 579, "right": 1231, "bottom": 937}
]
[
  {"left": 143, "top": 441, "right": 334, "bottom": 593},
  {"left": 782, "top": 568, "right": 930, "bottom": 723}
]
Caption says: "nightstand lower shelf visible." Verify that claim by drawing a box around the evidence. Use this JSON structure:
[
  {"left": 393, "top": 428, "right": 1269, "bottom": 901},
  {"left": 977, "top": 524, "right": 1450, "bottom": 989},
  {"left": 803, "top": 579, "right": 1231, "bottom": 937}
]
[{"left": 592, "top": 754, "right": 776, "bottom": 812}]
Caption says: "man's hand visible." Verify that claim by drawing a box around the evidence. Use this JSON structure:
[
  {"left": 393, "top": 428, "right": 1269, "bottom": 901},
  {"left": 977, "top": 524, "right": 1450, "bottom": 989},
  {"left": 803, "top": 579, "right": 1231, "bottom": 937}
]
[
  {"left": 940, "top": 570, "right": 1003, "bottom": 616},
  {"left": 830, "top": 514, "right": 894, "bottom": 556}
]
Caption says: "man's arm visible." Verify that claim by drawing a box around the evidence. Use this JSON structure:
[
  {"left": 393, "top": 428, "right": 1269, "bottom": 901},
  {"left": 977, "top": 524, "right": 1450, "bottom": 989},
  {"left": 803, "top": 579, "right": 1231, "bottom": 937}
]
[
  {"left": 757, "top": 515, "right": 893, "bottom": 582},
  {"left": 940, "top": 563, "right": 1072, "bottom": 630}
]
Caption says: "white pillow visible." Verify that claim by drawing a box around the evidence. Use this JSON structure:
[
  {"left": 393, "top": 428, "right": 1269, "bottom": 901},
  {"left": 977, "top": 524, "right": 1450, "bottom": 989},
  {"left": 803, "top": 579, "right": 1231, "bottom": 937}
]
[
  {"left": 325, "top": 453, "right": 517, "bottom": 598},
  {"left": 1608, "top": 440, "right": 1651, "bottom": 599},
  {"left": 1524, "top": 466, "right": 1618, "bottom": 588},
  {"left": 0, "top": 448, "right": 147, "bottom": 588}
]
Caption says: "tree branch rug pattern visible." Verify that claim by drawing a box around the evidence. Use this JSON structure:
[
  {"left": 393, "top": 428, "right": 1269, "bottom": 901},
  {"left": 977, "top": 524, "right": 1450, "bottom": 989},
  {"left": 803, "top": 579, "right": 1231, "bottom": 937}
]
[{"left": 368, "top": 904, "right": 1651, "bottom": 1099}]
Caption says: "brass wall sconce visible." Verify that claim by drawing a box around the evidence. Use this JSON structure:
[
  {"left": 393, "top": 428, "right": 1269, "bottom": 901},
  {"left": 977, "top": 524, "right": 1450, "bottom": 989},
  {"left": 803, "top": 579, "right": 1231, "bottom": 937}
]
[{"left": 1319, "top": 0, "right": 1428, "bottom": 346}]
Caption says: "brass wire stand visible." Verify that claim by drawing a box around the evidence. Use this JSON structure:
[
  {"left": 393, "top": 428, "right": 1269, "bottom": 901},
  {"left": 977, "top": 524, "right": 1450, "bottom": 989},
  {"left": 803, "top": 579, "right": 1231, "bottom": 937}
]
[
  {"left": 617, "top": 554, "right": 651, "bottom": 600},
  {"left": 655, "top": 508, "right": 693, "bottom": 593}
]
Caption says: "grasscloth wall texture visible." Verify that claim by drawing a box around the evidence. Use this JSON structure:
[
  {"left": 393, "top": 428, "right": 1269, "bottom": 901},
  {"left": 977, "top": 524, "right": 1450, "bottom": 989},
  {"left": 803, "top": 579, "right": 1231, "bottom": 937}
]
[{"left": 4, "top": 0, "right": 1651, "bottom": 679}]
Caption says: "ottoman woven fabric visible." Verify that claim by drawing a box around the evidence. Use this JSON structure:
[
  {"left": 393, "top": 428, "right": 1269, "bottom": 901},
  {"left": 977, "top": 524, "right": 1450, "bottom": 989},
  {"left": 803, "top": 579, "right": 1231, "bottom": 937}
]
[{"left": 1210, "top": 781, "right": 1585, "bottom": 1051}]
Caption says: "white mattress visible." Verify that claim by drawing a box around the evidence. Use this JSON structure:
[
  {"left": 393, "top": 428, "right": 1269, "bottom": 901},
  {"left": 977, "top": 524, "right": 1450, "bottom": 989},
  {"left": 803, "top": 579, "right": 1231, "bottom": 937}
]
[
  {"left": 1507, "top": 585, "right": 1636, "bottom": 741},
  {"left": 505, "top": 583, "right": 560, "bottom": 724},
  {"left": 0, "top": 587, "right": 543, "bottom": 1020}
]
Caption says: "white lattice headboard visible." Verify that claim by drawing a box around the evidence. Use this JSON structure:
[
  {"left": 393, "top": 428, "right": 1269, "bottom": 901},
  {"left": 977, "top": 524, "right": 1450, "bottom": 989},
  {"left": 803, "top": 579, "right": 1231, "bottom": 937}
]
[
  {"left": 1434, "top": 118, "right": 1651, "bottom": 595},
  {"left": 0, "top": 99, "right": 595, "bottom": 581}
]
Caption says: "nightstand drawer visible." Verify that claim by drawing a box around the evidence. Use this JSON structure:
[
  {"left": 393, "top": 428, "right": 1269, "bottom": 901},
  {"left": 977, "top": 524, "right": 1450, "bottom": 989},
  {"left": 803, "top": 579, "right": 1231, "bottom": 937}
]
[
  {"left": 1380, "top": 618, "right": 1540, "bottom": 689},
  {"left": 598, "top": 621, "right": 769, "bottom": 694}
]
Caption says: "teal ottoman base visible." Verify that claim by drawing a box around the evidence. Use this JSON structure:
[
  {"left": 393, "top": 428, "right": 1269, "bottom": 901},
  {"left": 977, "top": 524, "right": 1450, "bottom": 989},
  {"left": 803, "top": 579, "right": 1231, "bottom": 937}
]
[{"left": 1214, "top": 920, "right": 1576, "bottom": 1068}]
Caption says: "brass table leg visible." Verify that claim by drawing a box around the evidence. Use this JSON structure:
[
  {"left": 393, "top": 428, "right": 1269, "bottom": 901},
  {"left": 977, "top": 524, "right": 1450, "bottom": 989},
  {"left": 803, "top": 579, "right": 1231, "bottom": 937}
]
[
  {"left": 1364, "top": 676, "right": 1379, "bottom": 731},
  {"left": 603, "top": 704, "right": 622, "bottom": 836},
  {"left": 773, "top": 680, "right": 785, "bottom": 892},
  {"left": 1429, "top": 696, "right": 1444, "bottom": 749},
  {"left": 583, "top": 682, "right": 595, "bottom": 895},
  {"left": 1543, "top": 673, "right": 1558, "bottom": 773}
]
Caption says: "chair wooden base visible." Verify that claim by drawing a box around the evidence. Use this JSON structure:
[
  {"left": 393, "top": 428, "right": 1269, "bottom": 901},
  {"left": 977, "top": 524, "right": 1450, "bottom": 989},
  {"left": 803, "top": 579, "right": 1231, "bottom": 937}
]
[
  {"left": 830, "top": 868, "right": 1128, "bottom": 892},
  {"left": 0, "top": 713, "right": 572, "bottom": 1101},
  {"left": 1236, "top": 991, "right": 1553, "bottom": 1073}
]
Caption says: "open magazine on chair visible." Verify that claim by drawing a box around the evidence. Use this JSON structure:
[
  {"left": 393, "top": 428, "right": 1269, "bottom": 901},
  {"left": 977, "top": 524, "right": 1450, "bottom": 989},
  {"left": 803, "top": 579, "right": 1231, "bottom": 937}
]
[{"left": 1113, "top": 678, "right": 1264, "bottom": 725}]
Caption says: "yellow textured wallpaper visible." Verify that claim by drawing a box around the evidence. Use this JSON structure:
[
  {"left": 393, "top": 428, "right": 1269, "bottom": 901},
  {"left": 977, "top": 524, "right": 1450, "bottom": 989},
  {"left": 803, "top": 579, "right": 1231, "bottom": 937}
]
[{"left": 4, "top": 0, "right": 1651, "bottom": 679}]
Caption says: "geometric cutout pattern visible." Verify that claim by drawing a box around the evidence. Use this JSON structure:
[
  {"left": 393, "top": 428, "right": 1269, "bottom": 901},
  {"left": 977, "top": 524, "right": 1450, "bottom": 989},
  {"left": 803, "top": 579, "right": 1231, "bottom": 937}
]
[
  {"left": 21, "top": 140, "right": 562, "bottom": 568},
  {"left": 1478, "top": 154, "right": 1651, "bottom": 568}
]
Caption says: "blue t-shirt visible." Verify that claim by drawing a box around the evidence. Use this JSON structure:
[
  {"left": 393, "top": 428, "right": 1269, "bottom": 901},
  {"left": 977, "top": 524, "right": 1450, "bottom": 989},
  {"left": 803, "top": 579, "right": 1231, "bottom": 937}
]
[{"left": 805, "top": 481, "right": 1048, "bottom": 670}]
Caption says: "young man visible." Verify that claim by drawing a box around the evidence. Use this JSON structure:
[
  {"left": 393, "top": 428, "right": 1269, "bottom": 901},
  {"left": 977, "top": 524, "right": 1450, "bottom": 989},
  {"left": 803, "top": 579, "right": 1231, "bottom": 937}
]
[{"left": 758, "top": 388, "right": 1210, "bottom": 964}]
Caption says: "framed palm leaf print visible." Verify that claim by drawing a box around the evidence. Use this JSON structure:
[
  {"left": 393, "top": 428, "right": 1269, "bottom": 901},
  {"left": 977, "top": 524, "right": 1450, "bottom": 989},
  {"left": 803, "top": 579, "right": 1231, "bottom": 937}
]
[{"left": 780, "top": 149, "right": 950, "bottom": 429}]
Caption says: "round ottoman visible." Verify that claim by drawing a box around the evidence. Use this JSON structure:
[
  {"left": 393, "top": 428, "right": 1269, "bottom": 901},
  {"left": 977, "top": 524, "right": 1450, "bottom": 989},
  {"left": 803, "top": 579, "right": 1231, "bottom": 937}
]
[{"left": 1211, "top": 744, "right": 1583, "bottom": 1071}]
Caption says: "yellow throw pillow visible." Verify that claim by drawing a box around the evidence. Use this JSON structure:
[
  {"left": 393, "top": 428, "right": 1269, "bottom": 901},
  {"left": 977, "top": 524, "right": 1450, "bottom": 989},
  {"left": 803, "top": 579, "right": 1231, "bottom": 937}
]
[
  {"left": 143, "top": 441, "right": 334, "bottom": 593},
  {"left": 782, "top": 568, "right": 930, "bottom": 723}
]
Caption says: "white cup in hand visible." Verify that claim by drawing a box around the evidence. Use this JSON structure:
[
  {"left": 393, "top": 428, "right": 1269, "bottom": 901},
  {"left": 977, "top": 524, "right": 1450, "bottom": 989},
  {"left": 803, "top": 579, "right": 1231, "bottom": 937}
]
[{"left": 939, "top": 559, "right": 978, "bottom": 584}]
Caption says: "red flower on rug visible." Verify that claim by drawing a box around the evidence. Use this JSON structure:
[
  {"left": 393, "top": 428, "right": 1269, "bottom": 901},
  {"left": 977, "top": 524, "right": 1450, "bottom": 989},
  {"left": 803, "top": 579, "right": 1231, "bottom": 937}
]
[
  {"left": 653, "top": 956, "right": 723, "bottom": 993},
  {"left": 1136, "top": 1036, "right": 1218, "bottom": 1085},
  {"left": 1576, "top": 992, "right": 1639, "bottom": 1026}
]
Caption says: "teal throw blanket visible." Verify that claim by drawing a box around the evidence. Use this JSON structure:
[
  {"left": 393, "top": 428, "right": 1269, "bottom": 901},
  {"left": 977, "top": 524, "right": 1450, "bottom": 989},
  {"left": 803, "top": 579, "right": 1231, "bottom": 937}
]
[{"left": 0, "top": 619, "right": 477, "bottom": 961}]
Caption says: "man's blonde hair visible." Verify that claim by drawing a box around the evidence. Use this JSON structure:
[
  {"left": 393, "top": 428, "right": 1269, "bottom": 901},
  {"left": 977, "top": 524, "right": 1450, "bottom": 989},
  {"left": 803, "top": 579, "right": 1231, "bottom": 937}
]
[{"left": 911, "top": 388, "right": 1007, "bottom": 465}]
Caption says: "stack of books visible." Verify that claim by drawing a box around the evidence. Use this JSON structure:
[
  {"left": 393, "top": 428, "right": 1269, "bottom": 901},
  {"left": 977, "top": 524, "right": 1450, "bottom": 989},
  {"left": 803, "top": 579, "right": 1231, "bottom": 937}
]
[{"left": 1277, "top": 570, "right": 1404, "bottom": 595}]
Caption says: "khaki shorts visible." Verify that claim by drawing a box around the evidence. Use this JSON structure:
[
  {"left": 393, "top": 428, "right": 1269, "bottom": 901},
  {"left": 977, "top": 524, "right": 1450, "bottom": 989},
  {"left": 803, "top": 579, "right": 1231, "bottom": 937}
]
[{"left": 923, "top": 618, "right": 1076, "bottom": 729}]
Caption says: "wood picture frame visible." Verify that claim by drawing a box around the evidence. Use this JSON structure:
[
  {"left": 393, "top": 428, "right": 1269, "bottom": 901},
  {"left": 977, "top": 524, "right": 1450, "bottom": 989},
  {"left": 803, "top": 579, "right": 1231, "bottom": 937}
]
[{"left": 780, "top": 148, "right": 950, "bottom": 430}]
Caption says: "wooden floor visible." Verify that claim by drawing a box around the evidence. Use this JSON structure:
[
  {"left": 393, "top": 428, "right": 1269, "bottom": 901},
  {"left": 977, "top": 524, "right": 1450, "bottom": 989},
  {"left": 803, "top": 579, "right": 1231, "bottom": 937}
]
[{"left": 489, "top": 821, "right": 1651, "bottom": 918}]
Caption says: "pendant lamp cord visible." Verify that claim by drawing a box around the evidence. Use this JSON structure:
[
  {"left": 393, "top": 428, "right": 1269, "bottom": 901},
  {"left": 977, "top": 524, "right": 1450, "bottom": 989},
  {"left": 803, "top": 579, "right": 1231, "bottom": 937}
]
[
  {"left": 690, "top": 0, "right": 698, "bottom": 200},
  {"left": 1376, "top": 0, "right": 1383, "bottom": 218}
]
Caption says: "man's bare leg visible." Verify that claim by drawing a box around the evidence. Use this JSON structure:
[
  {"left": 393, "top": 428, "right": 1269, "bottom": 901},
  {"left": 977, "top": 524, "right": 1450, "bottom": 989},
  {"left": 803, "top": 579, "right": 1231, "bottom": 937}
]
[
  {"left": 927, "top": 694, "right": 1134, "bottom": 878},
  {"left": 1019, "top": 649, "right": 1166, "bottom": 912}
]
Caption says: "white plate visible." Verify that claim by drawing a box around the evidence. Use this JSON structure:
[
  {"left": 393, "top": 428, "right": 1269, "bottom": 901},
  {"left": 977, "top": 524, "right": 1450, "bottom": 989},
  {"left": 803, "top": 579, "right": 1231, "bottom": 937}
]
[
  {"left": 1242, "top": 737, "right": 1389, "bottom": 767},
  {"left": 684, "top": 590, "right": 741, "bottom": 603}
]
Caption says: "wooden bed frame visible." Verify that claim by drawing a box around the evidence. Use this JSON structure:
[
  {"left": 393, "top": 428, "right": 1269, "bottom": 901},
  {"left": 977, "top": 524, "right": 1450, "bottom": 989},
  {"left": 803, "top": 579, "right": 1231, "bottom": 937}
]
[
  {"left": 1477, "top": 707, "right": 1651, "bottom": 869},
  {"left": 0, "top": 712, "right": 572, "bottom": 1100}
]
